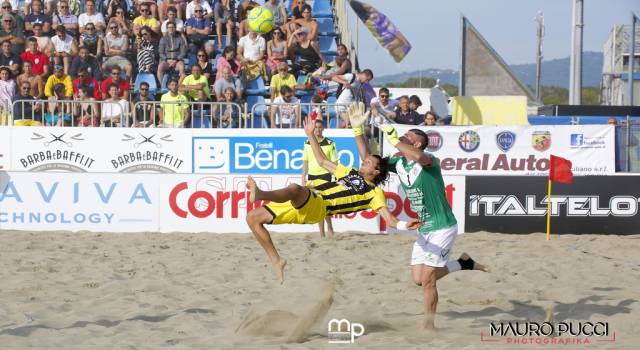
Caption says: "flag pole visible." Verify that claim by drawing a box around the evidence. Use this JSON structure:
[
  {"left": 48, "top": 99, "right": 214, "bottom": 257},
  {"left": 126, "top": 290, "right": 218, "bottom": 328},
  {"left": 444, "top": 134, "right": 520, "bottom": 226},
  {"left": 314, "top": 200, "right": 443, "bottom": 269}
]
[{"left": 546, "top": 178, "right": 552, "bottom": 240}]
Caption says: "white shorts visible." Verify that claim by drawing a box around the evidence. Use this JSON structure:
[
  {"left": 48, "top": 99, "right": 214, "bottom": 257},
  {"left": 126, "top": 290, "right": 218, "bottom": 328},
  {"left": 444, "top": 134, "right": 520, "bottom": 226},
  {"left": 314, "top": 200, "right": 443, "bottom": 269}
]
[{"left": 410, "top": 224, "right": 458, "bottom": 267}]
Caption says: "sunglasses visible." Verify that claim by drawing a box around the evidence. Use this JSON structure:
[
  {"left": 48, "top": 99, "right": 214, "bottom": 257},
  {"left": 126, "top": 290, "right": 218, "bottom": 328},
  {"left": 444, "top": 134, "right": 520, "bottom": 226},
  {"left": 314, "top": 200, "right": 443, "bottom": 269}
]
[
  {"left": 140, "top": 88, "right": 148, "bottom": 91},
  {"left": 3, "top": 19, "right": 11, "bottom": 22},
  {"left": 197, "top": 54, "right": 206, "bottom": 57},
  {"left": 1, "top": 6, "right": 10, "bottom": 9},
  {"left": 194, "top": 9, "right": 203, "bottom": 12},
  {"left": 379, "top": 95, "right": 388, "bottom": 98},
  {"left": 111, "top": 72, "right": 119, "bottom": 75},
  {"left": 86, "top": 27, "right": 95, "bottom": 30},
  {"left": 78, "top": 74, "right": 85, "bottom": 77},
  {"left": 110, "top": 26, "right": 118, "bottom": 29},
  {"left": 21, "top": 86, "right": 30, "bottom": 89}
]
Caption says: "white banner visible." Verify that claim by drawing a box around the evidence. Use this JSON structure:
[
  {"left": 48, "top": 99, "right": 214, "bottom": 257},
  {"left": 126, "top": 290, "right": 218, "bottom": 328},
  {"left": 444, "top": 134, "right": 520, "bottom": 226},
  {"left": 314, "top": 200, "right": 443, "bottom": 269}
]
[
  {"left": 0, "top": 127, "right": 9, "bottom": 170},
  {"left": 381, "top": 125, "right": 616, "bottom": 176},
  {"left": 6, "top": 127, "right": 361, "bottom": 174}
]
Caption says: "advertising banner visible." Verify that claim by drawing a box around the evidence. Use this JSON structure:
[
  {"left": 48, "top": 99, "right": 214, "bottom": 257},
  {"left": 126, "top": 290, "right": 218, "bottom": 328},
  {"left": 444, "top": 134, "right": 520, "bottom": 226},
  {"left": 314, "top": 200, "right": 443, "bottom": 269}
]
[
  {"left": 0, "top": 172, "right": 158, "bottom": 232},
  {"left": 383, "top": 175, "right": 466, "bottom": 234},
  {"left": 6, "top": 127, "right": 360, "bottom": 174},
  {"left": 465, "top": 176, "right": 640, "bottom": 234},
  {"left": 0, "top": 127, "right": 9, "bottom": 170},
  {"left": 381, "top": 125, "right": 615, "bottom": 176}
]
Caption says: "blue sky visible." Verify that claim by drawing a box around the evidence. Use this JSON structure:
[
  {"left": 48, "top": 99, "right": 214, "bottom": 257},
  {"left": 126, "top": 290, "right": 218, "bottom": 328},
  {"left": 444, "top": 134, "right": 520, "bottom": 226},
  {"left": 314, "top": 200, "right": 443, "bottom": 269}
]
[{"left": 344, "top": 0, "right": 640, "bottom": 77}]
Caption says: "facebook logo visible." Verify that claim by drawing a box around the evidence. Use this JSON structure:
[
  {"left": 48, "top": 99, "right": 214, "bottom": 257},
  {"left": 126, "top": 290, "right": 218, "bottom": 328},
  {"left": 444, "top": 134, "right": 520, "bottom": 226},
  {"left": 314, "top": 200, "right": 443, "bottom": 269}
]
[{"left": 570, "top": 134, "right": 584, "bottom": 146}]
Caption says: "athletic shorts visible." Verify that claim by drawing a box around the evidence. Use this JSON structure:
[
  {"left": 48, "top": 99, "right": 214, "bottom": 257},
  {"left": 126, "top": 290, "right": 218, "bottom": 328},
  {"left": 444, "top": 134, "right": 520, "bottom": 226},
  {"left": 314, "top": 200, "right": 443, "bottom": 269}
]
[
  {"left": 410, "top": 224, "right": 458, "bottom": 267},
  {"left": 264, "top": 190, "right": 326, "bottom": 225}
]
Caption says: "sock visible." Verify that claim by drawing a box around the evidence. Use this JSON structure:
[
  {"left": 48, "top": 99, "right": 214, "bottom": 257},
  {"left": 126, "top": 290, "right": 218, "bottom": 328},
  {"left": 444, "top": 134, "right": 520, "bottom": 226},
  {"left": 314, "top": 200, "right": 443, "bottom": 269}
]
[{"left": 445, "top": 260, "right": 461, "bottom": 273}]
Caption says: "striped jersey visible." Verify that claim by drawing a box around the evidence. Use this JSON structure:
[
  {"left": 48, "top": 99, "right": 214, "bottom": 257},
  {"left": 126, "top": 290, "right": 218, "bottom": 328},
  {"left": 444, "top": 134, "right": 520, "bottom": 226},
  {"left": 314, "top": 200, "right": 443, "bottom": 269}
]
[
  {"left": 303, "top": 137, "right": 338, "bottom": 176},
  {"left": 315, "top": 164, "right": 386, "bottom": 215}
]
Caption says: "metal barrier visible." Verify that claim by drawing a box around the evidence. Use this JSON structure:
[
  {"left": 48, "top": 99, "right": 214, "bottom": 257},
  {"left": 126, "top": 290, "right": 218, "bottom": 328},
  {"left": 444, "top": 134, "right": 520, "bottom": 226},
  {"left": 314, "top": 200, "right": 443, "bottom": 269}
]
[
  {"left": 249, "top": 102, "right": 350, "bottom": 128},
  {"left": 11, "top": 99, "right": 128, "bottom": 127},
  {"left": 132, "top": 101, "right": 244, "bottom": 128}
]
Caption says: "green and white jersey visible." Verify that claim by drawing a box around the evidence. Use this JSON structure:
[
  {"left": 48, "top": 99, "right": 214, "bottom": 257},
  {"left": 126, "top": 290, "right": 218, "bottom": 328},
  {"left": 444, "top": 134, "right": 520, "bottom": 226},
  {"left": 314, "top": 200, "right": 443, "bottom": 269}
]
[{"left": 387, "top": 155, "right": 457, "bottom": 232}]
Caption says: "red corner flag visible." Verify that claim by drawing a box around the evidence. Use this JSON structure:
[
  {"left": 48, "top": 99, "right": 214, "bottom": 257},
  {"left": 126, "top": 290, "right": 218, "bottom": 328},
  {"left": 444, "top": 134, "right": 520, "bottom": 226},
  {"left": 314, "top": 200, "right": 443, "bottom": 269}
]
[{"left": 549, "top": 155, "right": 573, "bottom": 184}]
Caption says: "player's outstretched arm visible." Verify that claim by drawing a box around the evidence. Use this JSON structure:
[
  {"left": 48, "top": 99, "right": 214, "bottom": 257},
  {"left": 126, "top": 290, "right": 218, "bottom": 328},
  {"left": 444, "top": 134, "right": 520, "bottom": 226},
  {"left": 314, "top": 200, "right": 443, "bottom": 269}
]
[
  {"left": 377, "top": 207, "right": 422, "bottom": 230},
  {"left": 347, "top": 102, "right": 371, "bottom": 161},
  {"left": 381, "top": 124, "right": 433, "bottom": 168},
  {"left": 304, "top": 117, "right": 338, "bottom": 174}
]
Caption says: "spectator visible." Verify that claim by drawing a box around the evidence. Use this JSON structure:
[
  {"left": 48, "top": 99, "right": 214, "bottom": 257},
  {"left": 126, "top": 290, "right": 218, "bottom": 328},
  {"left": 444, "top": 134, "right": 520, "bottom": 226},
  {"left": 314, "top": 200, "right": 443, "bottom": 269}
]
[
  {"left": 237, "top": 30, "right": 267, "bottom": 81},
  {"left": 287, "top": 4, "right": 317, "bottom": 41},
  {"left": 1, "top": 2, "right": 23, "bottom": 31},
  {"left": 213, "top": 0, "right": 234, "bottom": 50},
  {"left": 264, "top": 0, "right": 288, "bottom": 30},
  {"left": 236, "top": 0, "right": 258, "bottom": 23},
  {"left": 52, "top": 1, "right": 78, "bottom": 37},
  {"left": 157, "top": 21, "right": 187, "bottom": 83},
  {"left": 105, "top": 0, "right": 130, "bottom": 20},
  {"left": 79, "top": 23, "right": 103, "bottom": 58},
  {"left": 0, "top": 14, "right": 24, "bottom": 55},
  {"left": 213, "top": 66, "right": 243, "bottom": 101},
  {"left": 390, "top": 95, "right": 421, "bottom": 125},
  {"left": 103, "top": 21, "right": 132, "bottom": 78},
  {"left": 287, "top": 26, "right": 323, "bottom": 77},
  {"left": 185, "top": 4, "right": 212, "bottom": 54},
  {"left": 215, "top": 45, "right": 240, "bottom": 81},
  {"left": 159, "top": 78, "right": 190, "bottom": 127},
  {"left": 72, "top": 67, "right": 102, "bottom": 99},
  {"left": 100, "top": 65, "right": 129, "bottom": 99},
  {"left": 17, "top": 60, "right": 44, "bottom": 98},
  {"left": 194, "top": 49, "right": 214, "bottom": 86},
  {"left": 101, "top": 82, "right": 128, "bottom": 126},
  {"left": 45, "top": 82, "right": 72, "bottom": 126},
  {"left": 236, "top": 3, "right": 254, "bottom": 38},
  {"left": 31, "top": 22, "right": 53, "bottom": 55},
  {"left": 132, "top": 81, "right": 156, "bottom": 127},
  {"left": 70, "top": 46, "right": 102, "bottom": 79},
  {"left": 136, "top": 26, "right": 157, "bottom": 73},
  {"left": 46, "top": 0, "right": 81, "bottom": 16},
  {"left": 370, "top": 87, "right": 397, "bottom": 122},
  {"left": 266, "top": 27, "right": 287, "bottom": 75},
  {"left": 317, "top": 43, "right": 352, "bottom": 80},
  {"left": 138, "top": 0, "right": 159, "bottom": 20},
  {"left": 269, "top": 85, "right": 300, "bottom": 128},
  {"left": 158, "top": 0, "right": 183, "bottom": 23},
  {"left": 422, "top": 111, "right": 438, "bottom": 126},
  {"left": 108, "top": 7, "right": 132, "bottom": 36},
  {"left": 0, "top": 66, "right": 15, "bottom": 109},
  {"left": 73, "top": 85, "right": 99, "bottom": 126},
  {"left": 160, "top": 6, "right": 183, "bottom": 34},
  {"left": 409, "top": 94, "right": 422, "bottom": 113},
  {"left": 185, "top": 0, "right": 212, "bottom": 20},
  {"left": 180, "top": 63, "right": 210, "bottom": 102},
  {"left": 20, "top": 37, "right": 49, "bottom": 79},
  {"left": 78, "top": 0, "right": 105, "bottom": 34},
  {"left": 269, "top": 61, "right": 296, "bottom": 100},
  {"left": 44, "top": 64, "right": 72, "bottom": 97},
  {"left": 51, "top": 25, "right": 77, "bottom": 74},
  {"left": 133, "top": 2, "right": 160, "bottom": 36},
  {"left": 13, "top": 80, "right": 43, "bottom": 126},
  {"left": 334, "top": 69, "right": 374, "bottom": 124},
  {"left": 219, "top": 86, "right": 239, "bottom": 128},
  {"left": 24, "top": 0, "right": 51, "bottom": 36},
  {"left": 290, "top": 0, "right": 306, "bottom": 20},
  {"left": 0, "top": 39, "right": 18, "bottom": 76}
]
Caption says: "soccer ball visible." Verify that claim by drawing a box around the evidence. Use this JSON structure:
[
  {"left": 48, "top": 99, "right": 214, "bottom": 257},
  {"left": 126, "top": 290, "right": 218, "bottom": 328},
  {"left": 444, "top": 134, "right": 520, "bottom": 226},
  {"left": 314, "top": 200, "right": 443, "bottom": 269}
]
[{"left": 248, "top": 6, "right": 274, "bottom": 34}]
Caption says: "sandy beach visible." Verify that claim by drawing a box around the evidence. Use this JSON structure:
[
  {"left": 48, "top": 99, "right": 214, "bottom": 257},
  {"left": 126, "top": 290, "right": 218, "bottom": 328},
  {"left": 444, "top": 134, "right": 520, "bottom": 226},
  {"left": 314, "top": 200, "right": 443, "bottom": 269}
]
[{"left": 0, "top": 230, "right": 638, "bottom": 349}]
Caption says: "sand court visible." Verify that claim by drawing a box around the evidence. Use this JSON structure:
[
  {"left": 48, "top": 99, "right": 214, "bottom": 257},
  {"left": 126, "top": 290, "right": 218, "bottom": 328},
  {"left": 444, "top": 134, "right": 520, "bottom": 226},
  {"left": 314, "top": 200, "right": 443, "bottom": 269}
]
[{"left": 0, "top": 230, "right": 638, "bottom": 349}]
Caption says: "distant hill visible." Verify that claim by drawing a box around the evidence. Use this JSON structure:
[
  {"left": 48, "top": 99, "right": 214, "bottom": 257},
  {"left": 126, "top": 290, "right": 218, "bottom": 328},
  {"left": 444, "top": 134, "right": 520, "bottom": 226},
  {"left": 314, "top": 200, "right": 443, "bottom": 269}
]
[{"left": 374, "top": 51, "right": 603, "bottom": 89}]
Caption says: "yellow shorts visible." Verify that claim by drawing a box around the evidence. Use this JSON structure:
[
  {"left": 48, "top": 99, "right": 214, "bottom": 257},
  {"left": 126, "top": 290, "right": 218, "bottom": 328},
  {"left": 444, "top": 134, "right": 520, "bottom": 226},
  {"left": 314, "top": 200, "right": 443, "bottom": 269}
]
[{"left": 264, "top": 191, "right": 327, "bottom": 225}]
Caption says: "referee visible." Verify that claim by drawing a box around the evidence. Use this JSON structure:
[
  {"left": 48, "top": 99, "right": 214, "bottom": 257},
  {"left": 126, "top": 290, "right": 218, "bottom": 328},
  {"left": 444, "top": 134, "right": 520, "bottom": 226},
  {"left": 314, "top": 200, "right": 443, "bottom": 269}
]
[{"left": 302, "top": 118, "right": 338, "bottom": 238}]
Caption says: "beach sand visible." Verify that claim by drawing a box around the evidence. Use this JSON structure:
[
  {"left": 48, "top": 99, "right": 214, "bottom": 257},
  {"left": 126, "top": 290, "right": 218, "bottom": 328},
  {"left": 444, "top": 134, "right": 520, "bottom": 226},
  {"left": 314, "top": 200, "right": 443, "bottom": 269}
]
[{"left": 0, "top": 230, "right": 638, "bottom": 349}]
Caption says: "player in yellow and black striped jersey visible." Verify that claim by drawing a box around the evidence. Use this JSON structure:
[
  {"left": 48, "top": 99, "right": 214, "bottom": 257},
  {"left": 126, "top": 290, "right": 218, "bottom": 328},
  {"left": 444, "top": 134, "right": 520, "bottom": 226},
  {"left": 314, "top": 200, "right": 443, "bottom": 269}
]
[
  {"left": 302, "top": 118, "right": 338, "bottom": 238},
  {"left": 246, "top": 105, "right": 422, "bottom": 284}
]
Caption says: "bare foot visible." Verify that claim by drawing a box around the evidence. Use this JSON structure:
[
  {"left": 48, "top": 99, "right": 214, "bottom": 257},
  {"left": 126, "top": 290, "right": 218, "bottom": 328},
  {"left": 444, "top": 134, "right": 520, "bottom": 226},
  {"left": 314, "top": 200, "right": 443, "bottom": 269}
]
[
  {"left": 459, "top": 252, "right": 490, "bottom": 272},
  {"left": 327, "top": 231, "right": 334, "bottom": 239},
  {"left": 246, "top": 176, "right": 262, "bottom": 202},
  {"left": 272, "top": 258, "right": 287, "bottom": 284}
]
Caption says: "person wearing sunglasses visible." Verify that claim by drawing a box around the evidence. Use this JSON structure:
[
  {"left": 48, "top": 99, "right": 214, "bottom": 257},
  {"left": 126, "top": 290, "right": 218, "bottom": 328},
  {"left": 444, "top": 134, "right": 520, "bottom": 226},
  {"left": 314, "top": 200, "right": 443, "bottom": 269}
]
[
  {"left": 185, "top": 0, "right": 212, "bottom": 21},
  {"left": 133, "top": 3, "right": 160, "bottom": 36},
  {"left": 24, "top": 0, "right": 52, "bottom": 37},
  {"left": 71, "top": 66, "right": 101, "bottom": 100},
  {"left": 100, "top": 65, "right": 130, "bottom": 101},
  {"left": 370, "top": 87, "right": 398, "bottom": 123},
  {"left": 79, "top": 23, "right": 103, "bottom": 58},
  {"left": 266, "top": 28, "right": 287, "bottom": 75},
  {"left": 102, "top": 20, "right": 133, "bottom": 79},
  {"left": 78, "top": 0, "right": 105, "bottom": 35},
  {"left": 132, "top": 81, "right": 157, "bottom": 127},
  {"left": 13, "top": 80, "right": 43, "bottom": 126},
  {"left": 185, "top": 4, "right": 212, "bottom": 54},
  {"left": 0, "top": 14, "right": 24, "bottom": 55},
  {"left": 52, "top": 0, "right": 79, "bottom": 37}
]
